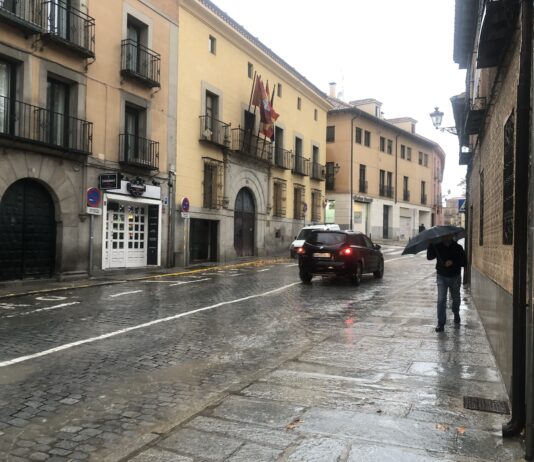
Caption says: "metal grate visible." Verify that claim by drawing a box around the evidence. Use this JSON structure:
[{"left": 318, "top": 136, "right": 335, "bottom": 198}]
[{"left": 463, "top": 396, "right": 510, "bottom": 414}]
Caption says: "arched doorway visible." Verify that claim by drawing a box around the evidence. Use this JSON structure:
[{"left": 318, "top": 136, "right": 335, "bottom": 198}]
[
  {"left": 234, "top": 188, "right": 255, "bottom": 257},
  {"left": 0, "top": 179, "right": 56, "bottom": 280}
]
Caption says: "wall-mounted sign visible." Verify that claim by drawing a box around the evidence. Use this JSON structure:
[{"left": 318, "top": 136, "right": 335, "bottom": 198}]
[
  {"left": 127, "top": 177, "right": 146, "bottom": 197},
  {"left": 86, "top": 207, "right": 102, "bottom": 216},
  {"left": 86, "top": 187, "right": 101, "bottom": 207},
  {"left": 99, "top": 173, "right": 120, "bottom": 190}
]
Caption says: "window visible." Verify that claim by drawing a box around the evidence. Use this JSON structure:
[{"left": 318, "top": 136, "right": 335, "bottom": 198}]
[
  {"left": 277, "top": 83, "right": 282, "bottom": 98},
  {"left": 421, "top": 181, "right": 427, "bottom": 204},
  {"left": 418, "top": 151, "right": 423, "bottom": 165},
  {"left": 359, "top": 164, "right": 367, "bottom": 193},
  {"left": 403, "top": 176, "right": 409, "bottom": 201},
  {"left": 203, "top": 159, "right": 222, "bottom": 209},
  {"left": 314, "top": 109, "right": 318, "bottom": 121},
  {"left": 273, "top": 179, "right": 287, "bottom": 217},
  {"left": 387, "top": 139, "right": 393, "bottom": 154},
  {"left": 293, "top": 185, "right": 305, "bottom": 220},
  {"left": 355, "top": 127, "right": 362, "bottom": 144},
  {"left": 208, "top": 35, "right": 217, "bottom": 54},
  {"left": 325, "top": 162, "right": 336, "bottom": 191},
  {"left": 204, "top": 90, "right": 219, "bottom": 132},
  {"left": 47, "top": 77, "right": 70, "bottom": 147},
  {"left": 0, "top": 59, "right": 15, "bottom": 135},
  {"left": 364, "top": 130, "right": 371, "bottom": 147},
  {"left": 326, "top": 125, "right": 335, "bottom": 142},
  {"left": 297, "top": 97, "right": 301, "bottom": 110},
  {"left": 124, "top": 104, "right": 146, "bottom": 163},
  {"left": 503, "top": 113, "right": 514, "bottom": 245},
  {"left": 380, "top": 136, "right": 385, "bottom": 152},
  {"left": 423, "top": 153, "right": 429, "bottom": 167},
  {"left": 400, "top": 144, "right": 406, "bottom": 159},
  {"left": 248, "top": 62, "right": 253, "bottom": 78},
  {"left": 311, "top": 189, "right": 321, "bottom": 222},
  {"left": 406, "top": 147, "right": 412, "bottom": 161},
  {"left": 480, "top": 170, "right": 485, "bottom": 245},
  {"left": 126, "top": 20, "right": 147, "bottom": 74},
  {"left": 294, "top": 136, "right": 302, "bottom": 157}
]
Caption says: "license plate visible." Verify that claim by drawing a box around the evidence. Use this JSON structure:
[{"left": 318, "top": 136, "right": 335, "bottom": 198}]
[{"left": 313, "top": 252, "right": 330, "bottom": 258}]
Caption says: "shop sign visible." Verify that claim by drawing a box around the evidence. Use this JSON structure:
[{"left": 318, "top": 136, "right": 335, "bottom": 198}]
[
  {"left": 127, "top": 177, "right": 146, "bottom": 197},
  {"left": 99, "top": 173, "right": 120, "bottom": 190}
]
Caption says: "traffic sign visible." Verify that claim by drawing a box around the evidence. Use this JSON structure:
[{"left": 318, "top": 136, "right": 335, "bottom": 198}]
[
  {"left": 86, "top": 207, "right": 102, "bottom": 216},
  {"left": 181, "top": 197, "right": 190, "bottom": 212},
  {"left": 87, "top": 187, "right": 101, "bottom": 207}
]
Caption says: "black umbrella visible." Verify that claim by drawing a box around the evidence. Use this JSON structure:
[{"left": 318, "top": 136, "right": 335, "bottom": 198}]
[{"left": 402, "top": 225, "right": 465, "bottom": 256}]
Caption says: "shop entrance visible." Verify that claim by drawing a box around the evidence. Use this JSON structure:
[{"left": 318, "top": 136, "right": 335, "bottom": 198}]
[
  {"left": 0, "top": 179, "right": 56, "bottom": 280},
  {"left": 190, "top": 219, "right": 218, "bottom": 262}
]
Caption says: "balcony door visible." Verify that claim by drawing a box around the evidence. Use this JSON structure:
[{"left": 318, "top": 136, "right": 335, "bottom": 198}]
[
  {"left": 46, "top": 78, "right": 69, "bottom": 147},
  {"left": 0, "top": 60, "right": 13, "bottom": 135},
  {"left": 47, "top": 0, "right": 69, "bottom": 40},
  {"left": 125, "top": 106, "right": 141, "bottom": 163},
  {"left": 234, "top": 188, "right": 255, "bottom": 257}
]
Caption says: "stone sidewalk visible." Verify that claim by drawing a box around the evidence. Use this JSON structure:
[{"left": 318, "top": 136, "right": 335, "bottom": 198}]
[{"left": 121, "top": 263, "right": 525, "bottom": 462}]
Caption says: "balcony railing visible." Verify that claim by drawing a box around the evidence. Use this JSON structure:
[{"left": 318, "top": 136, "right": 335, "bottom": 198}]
[
  {"left": 41, "top": 1, "right": 95, "bottom": 58},
  {"left": 421, "top": 194, "right": 427, "bottom": 205},
  {"left": 292, "top": 155, "right": 310, "bottom": 176},
  {"left": 403, "top": 190, "right": 410, "bottom": 201},
  {"left": 0, "top": 0, "right": 45, "bottom": 33},
  {"left": 119, "top": 134, "right": 159, "bottom": 170},
  {"left": 311, "top": 161, "right": 325, "bottom": 180},
  {"left": 230, "top": 128, "right": 272, "bottom": 162},
  {"left": 121, "top": 39, "right": 161, "bottom": 88},
  {"left": 464, "top": 97, "right": 486, "bottom": 135},
  {"left": 199, "top": 115, "right": 230, "bottom": 147},
  {"left": 0, "top": 95, "right": 92, "bottom": 154},
  {"left": 379, "top": 185, "right": 394, "bottom": 198},
  {"left": 359, "top": 180, "right": 368, "bottom": 194},
  {"left": 273, "top": 146, "right": 292, "bottom": 169}
]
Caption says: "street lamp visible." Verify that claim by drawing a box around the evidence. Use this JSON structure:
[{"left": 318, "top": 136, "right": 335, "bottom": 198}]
[{"left": 430, "top": 107, "right": 457, "bottom": 135}]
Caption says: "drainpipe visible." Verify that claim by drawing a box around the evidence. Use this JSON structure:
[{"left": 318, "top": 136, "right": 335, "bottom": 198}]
[
  {"left": 503, "top": 0, "right": 531, "bottom": 439},
  {"left": 350, "top": 115, "right": 357, "bottom": 230}
]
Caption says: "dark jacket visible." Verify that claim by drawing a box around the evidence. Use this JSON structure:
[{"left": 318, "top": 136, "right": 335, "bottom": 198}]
[{"left": 427, "top": 241, "right": 466, "bottom": 277}]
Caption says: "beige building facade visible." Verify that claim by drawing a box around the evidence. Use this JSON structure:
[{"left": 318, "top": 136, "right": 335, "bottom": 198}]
[
  {"left": 174, "top": 0, "right": 331, "bottom": 265},
  {"left": 0, "top": 0, "right": 178, "bottom": 280},
  {"left": 325, "top": 96, "right": 445, "bottom": 241}
]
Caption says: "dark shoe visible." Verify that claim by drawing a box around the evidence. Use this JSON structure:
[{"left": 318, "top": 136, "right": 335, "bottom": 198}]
[
  {"left": 454, "top": 314, "right": 461, "bottom": 324},
  {"left": 435, "top": 324, "right": 444, "bottom": 332}
]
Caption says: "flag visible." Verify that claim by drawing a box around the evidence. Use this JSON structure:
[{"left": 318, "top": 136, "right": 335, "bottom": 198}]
[
  {"left": 251, "top": 75, "right": 263, "bottom": 107},
  {"left": 261, "top": 82, "right": 279, "bottom": 140}
]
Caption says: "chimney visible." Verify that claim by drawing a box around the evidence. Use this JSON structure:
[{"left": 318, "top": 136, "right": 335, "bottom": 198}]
[{"left": 329, "top": 82, "right": 337, "bottom": 98}]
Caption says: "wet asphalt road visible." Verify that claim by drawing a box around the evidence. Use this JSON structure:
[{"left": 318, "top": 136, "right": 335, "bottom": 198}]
[{"left": 0, "top": 247, "right": 524, "bottom": 461}]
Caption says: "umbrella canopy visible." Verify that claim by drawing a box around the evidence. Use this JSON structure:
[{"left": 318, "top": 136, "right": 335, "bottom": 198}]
[{"left": 402, "top": 225, "right": 465, "bottom": 255}]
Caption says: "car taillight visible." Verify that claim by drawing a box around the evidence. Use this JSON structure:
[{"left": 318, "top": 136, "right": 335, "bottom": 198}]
[
  {"left": 340, "top": 247, "right": 353, "bottom": 256},
  {"left": 297, "top": 247, "right": 305, "bottom": 255}
]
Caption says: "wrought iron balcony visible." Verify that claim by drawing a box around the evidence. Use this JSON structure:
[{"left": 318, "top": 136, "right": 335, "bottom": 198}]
[
  {"left": 41, "top": 1, "right": 95, "bottom": 58},
  {"left": 292, "top": 155, "right": 310, "bottom": 176},
  {"left": 359, "top": 180, "right": 368, "bottom": 194},
  {"left": 199, "top": 115, "right": 230, "bottom": 147},
  {"left": 0, "top": 0, "right": 45, "bottom": 33},
  {"left": 421, "top": 194, "right": 428, "bottom": 205},
  {"left": 464, "top": 97, "right": 486, "bottom": 135},
  {"left": 403, "top": 190, "right": 410, "bottom": 201},
  {"left": 121, "top": 39, "right": 161, "bottom": 88},
  {"left": 273, "top": 146, "right": 292, "bottom": 169},
  {"left": 379, "top": 185, "right": 394, "bottom": 198},
  {"left": 0, "top": 95, "right": 92, "bottom": 154},
  {"left": 230, "top": 128, "right": 272, "bottom": 162},
  {"left": 119, "top": 134, "right": 159, "bottom": 170},
  {"left": 311, "top": 161, "right": 325, "bottom": 180}
]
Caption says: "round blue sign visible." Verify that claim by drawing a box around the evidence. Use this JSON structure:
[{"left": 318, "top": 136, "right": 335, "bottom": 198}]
[
  {"left": 87, "top": 187, "right": 101, "bottom": 207},
  {"left": 303, "top": 202, "right": 308, "bottom": 213},
  {"left": 181, "top": 197, "right": 190, "bottom": 212}
]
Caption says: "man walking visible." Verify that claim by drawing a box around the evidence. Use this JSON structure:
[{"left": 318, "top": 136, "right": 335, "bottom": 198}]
[{"left": 427, "top": 234, "right": 467, "bottom": 332}]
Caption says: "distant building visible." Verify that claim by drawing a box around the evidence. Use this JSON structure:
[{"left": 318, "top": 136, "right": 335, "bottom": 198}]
[
  {"left": 443, "top": 197, "right": 465, "bottom": 228},
  {"left": 325, "top": 89, "right": 445, "bottom": 241}
]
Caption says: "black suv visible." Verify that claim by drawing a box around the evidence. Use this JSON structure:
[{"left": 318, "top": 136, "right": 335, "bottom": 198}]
[{"left": 297, "top": 230, "right": 384, "bottom": 284}]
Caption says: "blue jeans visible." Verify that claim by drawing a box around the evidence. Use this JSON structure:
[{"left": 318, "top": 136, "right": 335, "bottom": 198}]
[{"left": 436, "top": 274, "right": 461, "bottom": 325}]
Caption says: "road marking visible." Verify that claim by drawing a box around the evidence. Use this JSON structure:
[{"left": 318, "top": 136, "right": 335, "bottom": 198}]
[
  {"left": 169, "top": 278, "right": 211, "bottom": 287},
  {"left": 6, "top": 302, "right": 80, "bottom": 318},
  {"left": 0, "top": 282, "right": 300, "bottom": 368},
  {"left": 36, "top": 295, "right": 67, "bottom": 301},
  {"left": 0, "top": 303, "right": 30, "bottom": 310},
  {"left": 285, "top": 264, "right": 298, "bottom": 267},
  {"left": 109, "top": 290, "right": 143, "bottom": 298},
  {"left": 256, "top": 269, "right": 270, "bottom": 272},
  {"left": 385, "top": 256, "right": 412, "bottom": 263}
]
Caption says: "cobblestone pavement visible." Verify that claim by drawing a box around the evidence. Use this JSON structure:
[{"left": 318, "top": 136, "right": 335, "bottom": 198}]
[{"left": 0, "top": 246, "right": 525, "bottom": 461}]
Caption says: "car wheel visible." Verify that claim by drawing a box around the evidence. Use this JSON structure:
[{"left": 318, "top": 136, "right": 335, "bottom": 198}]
[
  {"left": 351, "top": 263, "right": 362, "bottom": 286},
  {"left": 299, "top": 270, "right": 312, "bottom": 284},
  {"left": 373, "top": 259, "right": 384, "bottom": 279}
]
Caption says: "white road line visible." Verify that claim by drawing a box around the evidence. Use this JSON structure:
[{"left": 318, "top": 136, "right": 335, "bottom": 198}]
[
  {"left": 385, "top": 256, "right": 412, "bottom": 263},
  {"left": 109, "top": 290, "right": 143, "bottom": 298},
  {"left": 229, "top": 274, "right": 243, "bottom": 277},
  {"left": 285, "top": 264, "right": 298, "bottom": 267},
  {"left": 168, "top": 278, "right": 211, "bottom": 287},
  {"left": 256, "top": 269, "right": 270, "bottom": 272},
  {"left": 0, "top": 282, "right": 300, "bottom": 368},
  {"left": 6, "top": 302, "right": 80, "bottom": 318}
]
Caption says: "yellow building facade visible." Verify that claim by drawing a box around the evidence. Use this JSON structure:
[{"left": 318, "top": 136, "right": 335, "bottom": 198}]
[
  {"left": 325, "top": 96, "right": 444, "bottom": 240},
  {"left": 0, "top": 0, "right": 178, "bottom": 279},
  {"left": 175, "top": 0, "right": 331, "bottom": 265}
]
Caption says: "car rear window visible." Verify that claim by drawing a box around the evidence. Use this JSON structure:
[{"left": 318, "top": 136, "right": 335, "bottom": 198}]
[
  {"left": 308, "top": 232, "right": 346, "bottom": 245},
  {"left": 297, "top": 229, "right": 316, "bottom": 240}
]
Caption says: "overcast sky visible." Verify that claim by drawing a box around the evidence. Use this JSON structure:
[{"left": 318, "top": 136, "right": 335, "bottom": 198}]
[{"left": 211, "top": 0, "right": 467, "bottom": 198}]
